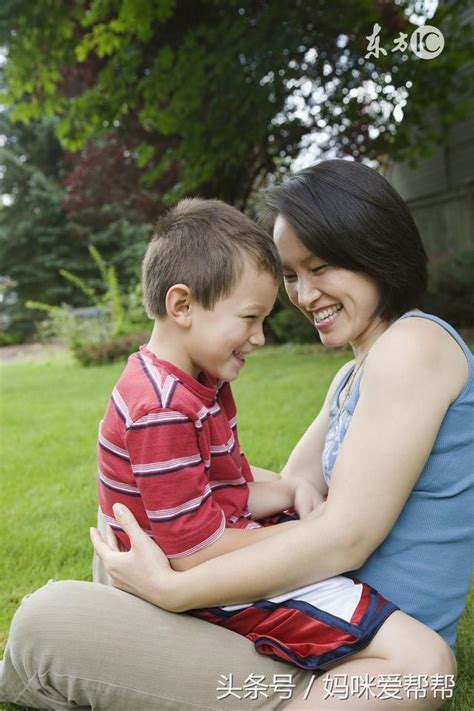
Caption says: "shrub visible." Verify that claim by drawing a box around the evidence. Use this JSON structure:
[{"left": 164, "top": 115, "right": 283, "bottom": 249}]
[
  {"left": 421, "top": 250, "right": 474, "bottom": 329},
  {"left": 268, "top": 305, "right": 318, "bottom": 344},
  {"left": 71, "top": 331, "right": 150, "bottom": 366},
  {"left": 26, "top": 246, "right": 150, "bottom": 364}
]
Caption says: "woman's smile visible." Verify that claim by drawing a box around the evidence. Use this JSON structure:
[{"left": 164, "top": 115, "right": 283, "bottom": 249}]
[{"left": 312, "top": 303, "right": 343, "bottom": 329}]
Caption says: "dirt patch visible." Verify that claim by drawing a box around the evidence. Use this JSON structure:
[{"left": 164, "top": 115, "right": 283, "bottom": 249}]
[{"left": 0, "top": 342, "right": 68, "bottom": 364}]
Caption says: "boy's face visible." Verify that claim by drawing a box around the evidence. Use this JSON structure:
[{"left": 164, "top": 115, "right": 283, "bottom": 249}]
[{"left": 187, "top": 259, "right": 278, "bottom": 382}]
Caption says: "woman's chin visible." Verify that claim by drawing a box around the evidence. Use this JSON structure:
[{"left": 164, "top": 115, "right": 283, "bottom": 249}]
[{"left": 317, "top": 331, "right": 347, "bottom": 349}]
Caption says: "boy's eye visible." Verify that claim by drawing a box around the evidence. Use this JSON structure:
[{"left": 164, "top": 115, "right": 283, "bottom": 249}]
[
  {"left": 283, "top": 274, "right": 297, "bottom": 282},
  {"left": 243, "top": 315, "right": 258, "bottom": 320}
]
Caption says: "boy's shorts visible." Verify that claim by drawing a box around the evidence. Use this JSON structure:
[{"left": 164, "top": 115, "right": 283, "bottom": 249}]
[{"left": 192, "top": 512, "right": 398, "bottom": 670}]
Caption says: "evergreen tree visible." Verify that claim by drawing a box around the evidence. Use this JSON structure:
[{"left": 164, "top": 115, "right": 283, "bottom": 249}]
[{"left": 0, "top": 117, "right": 153, "bottom": 339}]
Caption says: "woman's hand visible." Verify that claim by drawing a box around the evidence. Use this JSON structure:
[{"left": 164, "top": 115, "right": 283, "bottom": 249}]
[
  {"left": 306, "top": 501, "right": 327, "bottom": 520},
  {"left": 90, "top": 504, "right": 180, "bottom": 610}
]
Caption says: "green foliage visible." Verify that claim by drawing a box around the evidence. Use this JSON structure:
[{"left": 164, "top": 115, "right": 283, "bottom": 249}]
[
  {"left": 72, "top": 330, "right": 149, "bottom": 366},
  {"left": 26, "top": 246, "right": 150, "bottom": 363},
  {"left": 58, "top": 244, "right": 127, "bottom": 336},
  {"left": 59, "top": 268, "right": 99, "bottom": 304},
  {"left": 26, "top": 300, "right": 111, "bottom": 352},
  {"left": 1, "top": 1, "right": 471, "bottom": 207},
  {"left": 268, "top": 305, "right": 318, "bottom": 344},
  {"left": 0, "top": 114, "right": 154, "bottom": 342},
  {"left": 1, "top": 2, "right": 471, "bottom": 355},
  {"left": 0, "top": 117, "right": 78, "bottom": 332},
  {"left": 421, "top": 250, "right": 474, "bottom": 329},
  {"left": 0, "top": 276, "right": 33, "bottom": 343}
]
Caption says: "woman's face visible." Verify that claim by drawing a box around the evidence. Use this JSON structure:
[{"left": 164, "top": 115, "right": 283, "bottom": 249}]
[{"left": 273, "top": 216, "right": 386, "bottom": 353}]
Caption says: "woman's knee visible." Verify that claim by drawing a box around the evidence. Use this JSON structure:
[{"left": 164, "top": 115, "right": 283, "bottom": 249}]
[
  {"left": 8, "top": 581, "right": 88, "bottom": 668},
  {"left": 394, "top": 624, "right": 457, "bottom": 709},
  {"left": 416, "top": 632, "right": 457, "bottom": 680},
  {"left": 399, "top": 624, "right": 456, "bottom": 680}
]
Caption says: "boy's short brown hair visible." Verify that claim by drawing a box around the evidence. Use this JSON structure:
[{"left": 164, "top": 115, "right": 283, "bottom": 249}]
[{"left": 142, "top": 198, "right": 282, "bottom": 318}]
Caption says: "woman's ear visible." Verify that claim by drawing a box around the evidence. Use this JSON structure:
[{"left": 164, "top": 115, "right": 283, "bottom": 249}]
[{"left": 164, "top": 284, "right": 193, "bottom": 328}]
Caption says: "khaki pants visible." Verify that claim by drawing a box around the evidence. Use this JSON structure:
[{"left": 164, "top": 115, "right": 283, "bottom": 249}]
[{"left": 0, "top": 514, "right": 312, "bottom": 710}]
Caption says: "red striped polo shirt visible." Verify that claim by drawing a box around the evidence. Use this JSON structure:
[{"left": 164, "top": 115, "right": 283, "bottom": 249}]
[{"left": 97, "top": 346, "right": 259, "bottom": 558}]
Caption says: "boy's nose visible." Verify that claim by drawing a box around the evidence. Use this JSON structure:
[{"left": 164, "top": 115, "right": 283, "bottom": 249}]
[{"left": 249, "top": 327, "right": 265, "bottom": 348}]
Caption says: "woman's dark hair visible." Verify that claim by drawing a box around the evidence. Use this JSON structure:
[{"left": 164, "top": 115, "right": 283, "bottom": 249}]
[{"left": 264, "top": 160, "right": 428, "bottom": 322}]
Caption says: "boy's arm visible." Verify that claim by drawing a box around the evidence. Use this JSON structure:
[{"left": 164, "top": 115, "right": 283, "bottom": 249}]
[
  {"left": 250, "top": 465, "right": 278, "bottom": 482},
  {"left": 169, "top": 519, "right": 299, "bottom": 571},
  {"left": 123, "top": 409, "right": 227, "bottom": 561},
  {"left": 246, "top": 479, "right": 293, "bottom": 518},
  {"left": 246, "top": 478, "right": 322, "bottom": 520},
  {"left": 173, "top": 476, "right": 324, "bottom": 571},
  {"left": 244, "top": 362, "right": 354, "bottom": 519},
  {"left": 122, "top": 407, "right": 301, "bottom": 573}
]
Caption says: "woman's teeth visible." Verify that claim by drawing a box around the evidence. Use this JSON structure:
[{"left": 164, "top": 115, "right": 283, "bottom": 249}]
[{"left": 314, "top": 304, "right": 342, "bottom": 324}]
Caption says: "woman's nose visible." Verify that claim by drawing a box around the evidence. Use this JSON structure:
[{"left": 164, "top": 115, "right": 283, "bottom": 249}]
[{"left": 297, "top": 280, "right": 321, "bottom": 310}]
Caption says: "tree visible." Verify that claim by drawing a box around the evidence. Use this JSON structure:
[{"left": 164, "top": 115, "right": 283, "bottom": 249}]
[
  {"left": 0, "top": 116, "right": 73, "bottom": 338},
  {"left": 1, "top": 0, "right": 471, "bottom": 210},
  {"left": 0, "top": 115, "right": 153, "bottom": 337}
]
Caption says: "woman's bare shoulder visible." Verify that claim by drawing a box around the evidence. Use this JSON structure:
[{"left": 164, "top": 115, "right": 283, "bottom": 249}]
[{"left": 368, "top": 315, "right": 468, "bottom": 402}]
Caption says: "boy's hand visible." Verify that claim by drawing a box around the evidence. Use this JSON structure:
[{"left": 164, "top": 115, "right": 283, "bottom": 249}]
[{"left": 289, "top": 479, "right": 324, "bottom": 519}]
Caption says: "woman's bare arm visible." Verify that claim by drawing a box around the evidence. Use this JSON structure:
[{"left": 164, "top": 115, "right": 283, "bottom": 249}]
[
  {"left": 170, "top": 518, "right": 300, "bottom": 571},
  {"left": 163, "top": 326, "right": 458, "bottom": 609},
  {"left": 92, "top": 319, "right": 466, "bottom": 611}
]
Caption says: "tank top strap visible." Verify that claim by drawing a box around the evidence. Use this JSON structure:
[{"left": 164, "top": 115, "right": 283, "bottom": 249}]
[
  {"left": 331, "top": 363, "right": 355, "bottom": 413},
  {"left": 332, "top": 361, "right": 368, "bottom": 415}
]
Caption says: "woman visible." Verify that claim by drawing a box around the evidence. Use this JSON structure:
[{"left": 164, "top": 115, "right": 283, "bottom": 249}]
[{"left": 1, "top": 161, "right": 472, "bottom": 710}]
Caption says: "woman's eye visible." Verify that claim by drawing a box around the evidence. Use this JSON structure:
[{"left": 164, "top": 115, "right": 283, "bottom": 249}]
[
  {"left": 311, "top": 265, "right": 328, "bottom": 275},
  {"left": 283, "top": 274, "right": 297, "bottom": 282},
  {"left": 243, "top": 315, "right": 257, "bottom": 320}
]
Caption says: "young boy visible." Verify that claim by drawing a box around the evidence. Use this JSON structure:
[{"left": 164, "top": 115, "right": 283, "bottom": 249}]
[{"left": 97, "top": 198, "right": 398, "bottom": 671}]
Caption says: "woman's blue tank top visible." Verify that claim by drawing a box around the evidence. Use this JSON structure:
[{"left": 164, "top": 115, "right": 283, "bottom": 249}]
[{"left": 322, "top": 311, "right": 474, "bottom": 646}]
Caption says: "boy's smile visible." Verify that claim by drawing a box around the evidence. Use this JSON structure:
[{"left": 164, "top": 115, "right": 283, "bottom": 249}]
[{"left": 184, "top": 259, "right": 278, "bottom": 382}]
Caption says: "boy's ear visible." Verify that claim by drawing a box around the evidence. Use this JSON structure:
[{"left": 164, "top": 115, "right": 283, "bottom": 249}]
[{"left": 165, "top": 284, "right": 194, "bottom": 328}]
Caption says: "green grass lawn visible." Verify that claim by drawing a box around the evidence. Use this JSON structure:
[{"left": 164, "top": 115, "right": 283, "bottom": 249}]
[{"left": 0, "top": 346, "right": 472, "bottom": 710}]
